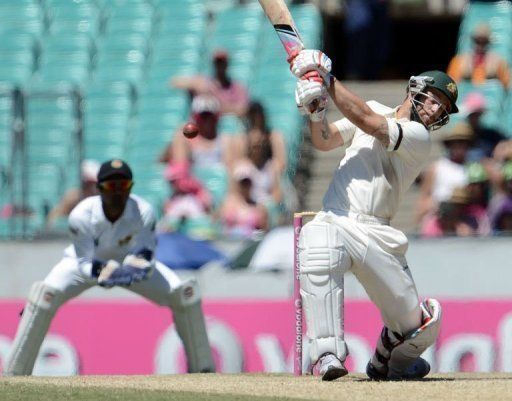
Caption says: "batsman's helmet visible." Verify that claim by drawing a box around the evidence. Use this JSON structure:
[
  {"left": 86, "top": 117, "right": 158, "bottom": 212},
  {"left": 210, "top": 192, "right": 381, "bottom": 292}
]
[{"left": 408, "top": 70, "right": 459, "bottom": 130}]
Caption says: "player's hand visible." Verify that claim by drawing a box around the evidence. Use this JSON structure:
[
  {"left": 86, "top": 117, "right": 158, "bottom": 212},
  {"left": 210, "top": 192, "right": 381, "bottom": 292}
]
[
  {"left": 295, "top": 78, "right": 328, "bottom": 122},
  {"left": 97, "top": 255, "right": 152, "bottom": 288},
  {"left": 121, "top": 254, "right": 153, "bottom": 282},
  {"left": 97, "top": 260, "right": 124, "bottom": 288},
  {"left": 290, "top": 49, "right": 332, "bottom": 85},
  {"left": 98, "top": 265, "right": 137, "bottom": 288}
]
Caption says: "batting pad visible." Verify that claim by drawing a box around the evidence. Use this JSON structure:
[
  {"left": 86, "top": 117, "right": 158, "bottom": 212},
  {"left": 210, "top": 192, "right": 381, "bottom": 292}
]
[
  {"left": 298, "top": 221, "right": 351, "bottom": 363},
  {"left": 169, "top": 279, "right": 215, "bottom": 373},
  {"left": 5, "top": 282, "right": 63, "bottom": 375}
]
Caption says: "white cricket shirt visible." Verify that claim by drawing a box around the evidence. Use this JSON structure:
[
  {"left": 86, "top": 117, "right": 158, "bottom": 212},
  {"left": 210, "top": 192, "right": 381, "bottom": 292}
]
[
  {"left": 64, "top": 194, "right": 157, "bottom": 277},
  {"left": 323, "top": 101, "right": 432, "bottom": 221}
]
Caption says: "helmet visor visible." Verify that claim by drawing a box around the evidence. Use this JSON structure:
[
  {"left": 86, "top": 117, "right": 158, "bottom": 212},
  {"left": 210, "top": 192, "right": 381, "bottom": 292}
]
[
  {"left": 409, "top": 76, "right": 451, "bottom": 130},
  {"left": 411, "top": 91, "right": 450, "bottom": 130}
]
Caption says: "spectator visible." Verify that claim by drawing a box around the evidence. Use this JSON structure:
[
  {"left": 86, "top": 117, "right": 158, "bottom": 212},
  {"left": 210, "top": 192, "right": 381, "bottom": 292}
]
[
  {"left": 447, "top": 23, "right": 510, "bottom": 89},
  {"left": 45, "top": 159, "right": 100, "bottom": 229},
  {"left": 160, "top": 95, "right": 235, "bottom": 169},
  {"left": 157, "top": 161, "right": 214, "bottom": 237},
  {"left": 416, "top": 122, "right": 473, "bottom": 223},
  {"left": 488, "top": 160, "right": 512, "bottom": 232},
  {"left": 244, "top": 100, "right": 287, "bottom": 175},
  {"left": 218, "top": 163, "right": 268, "bottom": 239},
  {"left": 464, "top": 162, "right": 491, "bottom": 235},
  {"left": 171, "top": 49, "right": 249, "bottom": 117},
  {"left": 420, "top": 187, "right": 476, "bottom": 238},
  {"left": 491, "top": 197, "right": 512, "bottom": 234},
  {"left": 460, "top": 92, "right": 507, "bottom": 162},
  {"left": 231, "top": 101, "right": 287, "bottom": 202}
]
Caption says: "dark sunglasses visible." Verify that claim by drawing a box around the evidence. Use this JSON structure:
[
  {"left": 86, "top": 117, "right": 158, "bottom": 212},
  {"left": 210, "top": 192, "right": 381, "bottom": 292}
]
[
  {"left": 473, "top": 37, "right": 489, "bottom": 46},
  {"left": 98, "top": 179, "right": 133, "bottom": 192}
]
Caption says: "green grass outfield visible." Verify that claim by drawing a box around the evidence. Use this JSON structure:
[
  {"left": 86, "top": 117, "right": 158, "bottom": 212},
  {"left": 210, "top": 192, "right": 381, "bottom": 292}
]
[{"left": 2, "top": 373, "right": 512, "bottom": 401}]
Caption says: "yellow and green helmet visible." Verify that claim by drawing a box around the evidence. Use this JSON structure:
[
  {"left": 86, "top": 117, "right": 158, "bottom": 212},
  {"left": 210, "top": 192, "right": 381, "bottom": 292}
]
[{"left": 416, "top": 70, "right": 459, "bottom": 113}]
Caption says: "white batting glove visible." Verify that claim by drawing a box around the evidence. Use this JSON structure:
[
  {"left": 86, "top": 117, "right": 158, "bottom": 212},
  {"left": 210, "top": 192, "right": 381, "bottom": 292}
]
[
  {"left": 290, "top": 49, "right": 332, "bottom": 85},
  {"left": 295, "top": 79, "right": 328, "bottom": 122}
]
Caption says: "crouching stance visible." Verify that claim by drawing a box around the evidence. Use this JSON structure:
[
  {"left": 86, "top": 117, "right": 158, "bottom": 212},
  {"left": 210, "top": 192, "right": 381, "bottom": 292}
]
[
  {"left": 5, "top": 159, "right": 215, "bottom": 375},
  {"left": 290, "top": 48, "right": 457, "bottom": 380}
]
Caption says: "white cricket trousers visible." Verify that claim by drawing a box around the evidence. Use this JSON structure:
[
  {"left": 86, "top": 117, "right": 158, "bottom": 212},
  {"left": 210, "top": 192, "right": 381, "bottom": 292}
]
[{"left": 314, "top": 211, "right": 422, "bottom": 335}]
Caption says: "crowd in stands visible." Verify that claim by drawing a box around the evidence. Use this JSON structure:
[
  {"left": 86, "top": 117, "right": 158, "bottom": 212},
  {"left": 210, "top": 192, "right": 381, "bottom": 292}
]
[
  {"left": 447, "top": 23, "right": 510, "bottom": 90},
  {"left": 8, "top": 0, "right": 512, "bottom": 242},
  {"left": 158, "top": 50, "right": 293, "bottom": 240},
  {"left": 414, "top": 18, "right": 512, "bottom": 237},
  {"left": 31, "top": 45, "right": 294, "bottom": 242}
]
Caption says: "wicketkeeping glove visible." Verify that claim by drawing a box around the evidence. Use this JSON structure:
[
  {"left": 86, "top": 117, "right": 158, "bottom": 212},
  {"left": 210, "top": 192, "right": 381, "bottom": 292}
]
[
  {"left": 121, "top": 253, "right": 153, "bottom": 282},
  {"left": 290, "top": 49, "right": 332, "bottom": 86},
  {"left": 96, "top": 250, "right": 153, "bottom": 288},
  {"left": 295, "top": 78, "right": 328, "bottom": 122}
]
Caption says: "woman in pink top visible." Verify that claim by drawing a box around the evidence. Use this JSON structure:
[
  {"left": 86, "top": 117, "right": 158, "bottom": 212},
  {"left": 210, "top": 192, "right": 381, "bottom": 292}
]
[
  {"left": 218, "top": 163, "right": 268, "bottom": 239},
  {"left": 160, "top": 95, "right": 235, "bottom": 169}
]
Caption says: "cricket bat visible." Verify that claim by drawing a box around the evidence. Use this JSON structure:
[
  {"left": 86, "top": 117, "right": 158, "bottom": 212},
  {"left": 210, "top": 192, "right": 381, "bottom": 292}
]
[
  {"left": 258, "top": 0, "right": 320, "bottom": 112},
  {"left": 257, "top": 0, "right": 304, "bottom": 59}
]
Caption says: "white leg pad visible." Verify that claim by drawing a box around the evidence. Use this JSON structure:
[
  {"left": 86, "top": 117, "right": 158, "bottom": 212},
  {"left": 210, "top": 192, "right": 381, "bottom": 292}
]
[
  {"left": 169, "top": 279, "right": 215, "bottom": 373},
  {"left": 5, "top": 282, "right": 63, "bottom": 376},
  {"left": 298, "top": 221, "right": 351, "bottom": 364},
  {"left": 371, "top": 298, "right": 442, "bottom": 377}
]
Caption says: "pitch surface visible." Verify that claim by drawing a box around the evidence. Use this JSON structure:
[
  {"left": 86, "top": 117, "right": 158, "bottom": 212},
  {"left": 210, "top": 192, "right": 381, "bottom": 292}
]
[{"left": 1, "top": 373, "right": 512, "bottom": 401}]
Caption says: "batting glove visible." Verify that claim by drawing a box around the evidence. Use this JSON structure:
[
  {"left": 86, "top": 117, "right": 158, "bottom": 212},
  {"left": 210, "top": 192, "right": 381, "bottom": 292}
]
[
  {"left": 290, "top": 49, "right": 332, "bottom": 86},
  {"left": 295, "top": 78, "right": 328, "bottom": 122}
]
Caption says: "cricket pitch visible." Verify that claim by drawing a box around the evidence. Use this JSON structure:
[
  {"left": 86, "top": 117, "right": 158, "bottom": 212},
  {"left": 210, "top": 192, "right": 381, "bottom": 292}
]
[{"left": 2, "top": 373, "right": 512, "bottom": 401}]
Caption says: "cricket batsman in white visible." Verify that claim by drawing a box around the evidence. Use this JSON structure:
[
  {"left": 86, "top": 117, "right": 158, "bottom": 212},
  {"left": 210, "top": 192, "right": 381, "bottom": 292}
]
[
  {"left": 5, "top": 159, "right": 215, "bottom": 375},
  {"left": 289, "top": 50, "right": 459, "bottom": 380}
]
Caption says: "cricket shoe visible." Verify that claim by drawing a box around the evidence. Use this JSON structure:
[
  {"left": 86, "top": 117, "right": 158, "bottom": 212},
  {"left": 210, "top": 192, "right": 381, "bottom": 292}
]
[
  {"left": 366, "top": 357, "right": 430, "bottom": 381},
  {"left": 315, "top": 353, "right": 348, "bottom": 381}
]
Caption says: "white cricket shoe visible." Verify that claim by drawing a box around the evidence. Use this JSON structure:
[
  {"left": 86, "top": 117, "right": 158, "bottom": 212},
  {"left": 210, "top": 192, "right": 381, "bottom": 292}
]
[{"left": 318, "top": 353, "right": 348, "bottom": 381}]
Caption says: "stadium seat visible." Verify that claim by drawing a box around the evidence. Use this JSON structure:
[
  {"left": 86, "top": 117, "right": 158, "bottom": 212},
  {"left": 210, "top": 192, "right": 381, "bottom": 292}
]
[
  {"left": 0, "top": 3, "right": 45, "bottom": 36},
  {"left": 456, "top": 0, "right": 512, "bottom": 61},
  {"left": 27, "top": 163, "right": 64, "bottom": 208}
]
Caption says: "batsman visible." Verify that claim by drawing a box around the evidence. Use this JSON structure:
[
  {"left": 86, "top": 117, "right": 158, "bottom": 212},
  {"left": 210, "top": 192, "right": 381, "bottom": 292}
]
[
  {"left": 5, "top": 159, "right": 215, "bottom": 375},
  {"left": 290, "top": 50, "right": 458, "bottom": 380}
]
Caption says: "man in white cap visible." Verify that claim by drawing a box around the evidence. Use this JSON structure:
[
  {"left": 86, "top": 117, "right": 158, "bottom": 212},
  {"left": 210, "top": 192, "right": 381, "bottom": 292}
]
[{"left": 46, "top": 159, "right": 101, "bottom": 229}]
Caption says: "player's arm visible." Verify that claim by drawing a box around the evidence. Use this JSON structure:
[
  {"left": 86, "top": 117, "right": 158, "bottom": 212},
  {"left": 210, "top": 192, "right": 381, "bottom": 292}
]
[
  {"left": 309, "top": 120, "right": 344, "bottom": 151},
  {"left": 295, "top": 75, "right": 354, "bottom": 151},
  {"left": 290, "top": 50, "right": 389, "bottom": 147},
  {"left": 123, "top": 204, "right": 157, "bottom": 276},
  {"left": 327, "top": 79, "right": 390, "bottom": 147},
  {"left": 68, "top": 208, "right": 116, "bottom": 278}
]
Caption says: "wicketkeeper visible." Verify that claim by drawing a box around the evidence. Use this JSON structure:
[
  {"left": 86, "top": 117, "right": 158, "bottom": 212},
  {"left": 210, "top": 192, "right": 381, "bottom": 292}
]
[
  {"left": 289, "top": 50, "right": 458, "bottom": 380},
  {"left": 5, "top": 159, "right": 215, "bottom": 375}
]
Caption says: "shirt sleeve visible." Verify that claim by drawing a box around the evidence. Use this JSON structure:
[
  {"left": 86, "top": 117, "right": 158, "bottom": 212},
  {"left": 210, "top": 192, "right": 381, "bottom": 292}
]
[
  {"left": 386, "top": 119, "right": 431, "bottom": 162},
  {"left": 128, "top": 203, "right": 157, "bottom": 263},
  {"left": 68, "top": 208, "right": 96, "bottom": 277},
  {"left": 333, "top": 117, "right": 357, "bottom": 145}
]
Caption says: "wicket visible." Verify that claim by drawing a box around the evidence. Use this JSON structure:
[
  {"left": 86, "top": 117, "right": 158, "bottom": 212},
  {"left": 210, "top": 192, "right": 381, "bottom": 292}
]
[{"left": 293, "top": 211, "right": 317, "bottom": 376}]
